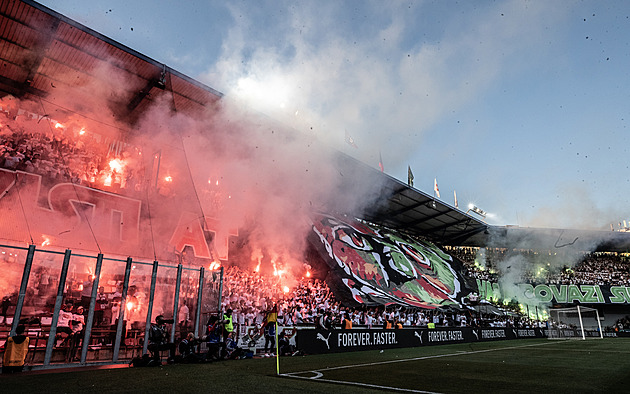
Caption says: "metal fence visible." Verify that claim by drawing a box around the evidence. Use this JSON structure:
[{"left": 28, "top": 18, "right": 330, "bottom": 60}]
[{"left": 0, "top": 242, "right": 222, "bottom": 368}]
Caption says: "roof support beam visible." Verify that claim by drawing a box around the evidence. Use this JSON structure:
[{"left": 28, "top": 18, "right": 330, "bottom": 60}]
[{"left": 126, "top": 77, "right": 163, "bottom": 114}]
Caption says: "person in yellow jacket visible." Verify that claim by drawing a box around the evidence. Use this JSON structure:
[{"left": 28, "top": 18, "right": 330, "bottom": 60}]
[
  {"left": 2, "top": 324, "right": 29, "bottom": 373},
  {"left": 221, "top": 309, "right": 234, "bottom": 342}
]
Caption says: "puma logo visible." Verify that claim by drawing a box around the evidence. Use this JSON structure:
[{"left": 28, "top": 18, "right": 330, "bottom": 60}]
[
  {"left": 414, "top": 331, "right": 423, "bottom": 343},
  {"left": 317, "top": 332, "right": 331, "bottom": 349}
]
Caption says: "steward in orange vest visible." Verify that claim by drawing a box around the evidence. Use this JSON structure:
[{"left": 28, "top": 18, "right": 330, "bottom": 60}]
[
  {"left": 2, "top": 324, "right": 29, "bottom": 373},
  {"left": 342, "top": 314, "right": 353, "bottom": 330}
]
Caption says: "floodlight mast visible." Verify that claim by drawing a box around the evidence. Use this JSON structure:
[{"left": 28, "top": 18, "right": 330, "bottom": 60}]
[{"left": 466, "top": 204, "right": 487, "bottom": 221}]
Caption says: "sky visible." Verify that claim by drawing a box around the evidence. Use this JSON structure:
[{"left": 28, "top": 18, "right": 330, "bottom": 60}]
[{"left": 37, "top": 0, "right": 630, "bottom": 231}]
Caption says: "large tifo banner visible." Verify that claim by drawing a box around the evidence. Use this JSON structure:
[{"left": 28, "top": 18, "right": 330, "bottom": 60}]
[
  {"left": 477, "top": 279, "right": 630, "bottom": 305},
  {"left": 296, "top": 327, "right": 548, "bottom": 354},
  {"left": 310, "top": 213, "right": 476, "bottom": 309}
]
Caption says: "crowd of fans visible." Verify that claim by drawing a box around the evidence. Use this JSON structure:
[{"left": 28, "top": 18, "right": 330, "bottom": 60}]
[
  {"left": 217, "top": 266, "right": 541, "bottom": 331},
  {"left": 0, "top": 243, "right": 627, "bottom": 368},
  {"left": 0, "top": 103, "right": 148, "bottom": 197},
  {"left": 3, "top": 102, "right": 630, "bottom": 367},
  {"left": 613, "top": 316, "right": 630, "bottom": 332},
  {"left": 1, "top": 245, "right": 629, "bottom": 341},
  {"left": 446, "top": 246, "right": 630, "bottom": 287}
]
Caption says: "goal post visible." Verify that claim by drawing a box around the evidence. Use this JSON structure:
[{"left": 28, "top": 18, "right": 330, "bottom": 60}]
[{"left": 547, "top": 306, "right": 603, "bottom": 340}]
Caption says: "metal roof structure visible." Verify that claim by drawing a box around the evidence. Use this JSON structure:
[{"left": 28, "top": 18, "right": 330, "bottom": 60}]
[
  {"left": 334, "top": 153, "right": 490, "bottom": 246},
  {"left": 2, "top": 0, "right": 630, "bottom": 252},
  {"left": 0, "top": 0, "right": 222, "bottom": 124}
]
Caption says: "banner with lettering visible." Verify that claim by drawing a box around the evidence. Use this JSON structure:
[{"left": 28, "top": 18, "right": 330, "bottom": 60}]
[
  {"left": 295, "top": 327, "right": 549, "bottom": 354},
  {"left": 477, "top": 279, "right": 630, "bottom": 305}
]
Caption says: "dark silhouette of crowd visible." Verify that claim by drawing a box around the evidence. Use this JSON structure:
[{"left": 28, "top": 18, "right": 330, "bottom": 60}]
[{"left": 446, "top": 246, "right": 630, "bottom": 286}]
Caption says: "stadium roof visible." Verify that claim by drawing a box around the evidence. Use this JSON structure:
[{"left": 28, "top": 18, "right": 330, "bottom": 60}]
[
  {"left": 335, "top": 154, "right": 490, "bottom": 246},
  {"left": 0, "top": 0, "right": 222, "bottom": 123},
  {"left": 336, "top": 154, "right": 630, "bottom": 253},
  {"left": 2, "top": 0, "right": 630, "bottom": 253}
]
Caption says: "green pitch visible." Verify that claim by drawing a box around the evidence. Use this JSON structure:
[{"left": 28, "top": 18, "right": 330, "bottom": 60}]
[{"left": 4, "top": 339, "right": 630, "bottom": 393}]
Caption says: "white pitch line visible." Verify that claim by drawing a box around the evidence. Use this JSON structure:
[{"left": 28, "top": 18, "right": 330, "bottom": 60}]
[
  {"left": 284, "top": 340, "right": 553, "bottom": 376},
  {"left": 280, "top": 341, "right": 555, "bottom": 393},
  {"left": 279, "top": 373, "right": 443, "bottom": 394}
]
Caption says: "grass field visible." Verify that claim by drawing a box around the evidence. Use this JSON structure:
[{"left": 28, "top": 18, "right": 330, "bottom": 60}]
[{"left": 3, "top": 338, "right": 630, "bottom": 393}]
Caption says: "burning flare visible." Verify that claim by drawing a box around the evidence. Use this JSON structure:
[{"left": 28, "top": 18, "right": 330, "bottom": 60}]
[{"left": 109, "top": 159, "right": 124, "bottom": 172}]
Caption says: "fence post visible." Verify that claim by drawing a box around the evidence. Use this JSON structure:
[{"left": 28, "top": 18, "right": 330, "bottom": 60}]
[
  {"left": 113, "top": 257, "right": 133, "bottom": 362},
  {"left": 80, "top": 253, "right": 102, "bottom": 364},
  {"left": 194, "top": 267, "right": 204, "bottom": 338},
  {"left": 217, "top": 266, "right": 224, "bottom": 315},
  {"left": 142, "top": 260, "right": 159, "bottom": 356},
  {"left": 171, "top": 264, "right": 182, "bottom": 343},
  {"left": 43, "top": 249, "right": 71, "bottom": 366},
  {"left": 11, "top": 244, "right": 36, "bottom": 336}
]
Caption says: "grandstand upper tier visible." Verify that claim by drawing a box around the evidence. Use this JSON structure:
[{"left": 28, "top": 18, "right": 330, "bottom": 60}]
[{"left": 1, "top": 0, "right": 629, "bottom": 254}]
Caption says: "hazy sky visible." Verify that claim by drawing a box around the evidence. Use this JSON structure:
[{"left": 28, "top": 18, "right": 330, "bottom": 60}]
[{"left": 38, "top": 0, "right": 630, "bottom": 230}]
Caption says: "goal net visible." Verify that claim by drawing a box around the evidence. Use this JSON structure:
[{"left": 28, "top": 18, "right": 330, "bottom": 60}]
[{"left": 547, "top": 306, "right": 603, "bottom": 339}]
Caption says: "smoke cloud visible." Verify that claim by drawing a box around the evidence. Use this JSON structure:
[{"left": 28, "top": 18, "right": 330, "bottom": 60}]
[{"left": 0, "top": 50, "right": 389, "bottom": 288}]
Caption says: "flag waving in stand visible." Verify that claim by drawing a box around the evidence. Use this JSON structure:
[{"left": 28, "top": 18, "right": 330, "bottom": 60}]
[
  {"left": 434, "top": 178, "right": 440, "bottom": 198},
  {"left": 407, "top": 165, "right": 414, "bottom": 187},
  {"left": 454, "top": 190, "right": 458, "bottom": 208}
]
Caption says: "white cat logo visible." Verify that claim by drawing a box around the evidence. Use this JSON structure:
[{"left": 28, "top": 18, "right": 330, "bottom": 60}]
[
  {"left": 414, "top": 331, "right": 423, "bottom": 343},
  {"left": 472, "top": 330, "right": 479, "bottom": 340},
  {"left": 317, "top": 332, "right": 331, "bottom": 349},
  {"left": 512, "top": 329, "right": 517, "bottom": 337}
]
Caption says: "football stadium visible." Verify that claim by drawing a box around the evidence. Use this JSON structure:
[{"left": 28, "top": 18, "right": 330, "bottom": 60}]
[{"left": 2, "top": 1, "right": 630, "bottom": 392}]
